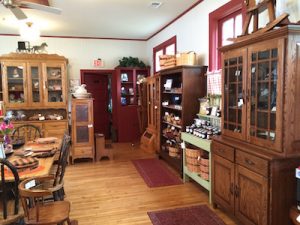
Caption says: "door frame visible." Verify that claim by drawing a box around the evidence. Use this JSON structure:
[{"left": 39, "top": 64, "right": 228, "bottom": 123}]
[{"left": 80, "top": 69, "right": 115, "bottom": 136}]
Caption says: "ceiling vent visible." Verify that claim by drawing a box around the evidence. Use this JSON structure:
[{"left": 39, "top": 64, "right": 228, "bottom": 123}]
[{"left": 149, "top": 1, "right": 163, "bottom": 9}]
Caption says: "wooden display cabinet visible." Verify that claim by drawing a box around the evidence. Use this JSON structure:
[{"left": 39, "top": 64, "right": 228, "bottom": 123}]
[
  {"left": 159, "top": 65, "right": 207, "bottom": 174},
  {"left": 113, "top": 67, "right": 150, "bottom": 142},
  {"left": 0, "top": 53, "right": 67, "bottom": 109},
  {"left": 71, "top": 98, "right": 94, "bottom": 164},
  {"left": 212, "top": 26, "right": 300, "bottom": 225}
]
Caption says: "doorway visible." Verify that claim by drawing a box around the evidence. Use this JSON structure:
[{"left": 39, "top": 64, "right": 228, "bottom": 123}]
[{"left": 80, "top": 70, "right": 114, "bottom": 139}]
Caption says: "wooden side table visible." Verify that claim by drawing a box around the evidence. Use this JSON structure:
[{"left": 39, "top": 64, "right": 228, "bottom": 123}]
[{"left": 290, "top": 206, "right": 300, "bottom": 225}]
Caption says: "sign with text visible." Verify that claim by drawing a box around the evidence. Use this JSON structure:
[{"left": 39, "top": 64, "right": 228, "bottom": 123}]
[{"left": 93, "top": 59, "right": 104, "bottom": 68}]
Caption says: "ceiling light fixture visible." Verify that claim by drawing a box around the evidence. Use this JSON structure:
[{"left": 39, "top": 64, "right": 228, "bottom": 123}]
[
  {"left": 149, "top": 1, "right": 163, "bottom": 9},
  {"left": 19, "top": 21, "right": 40, "bottom": 42}
]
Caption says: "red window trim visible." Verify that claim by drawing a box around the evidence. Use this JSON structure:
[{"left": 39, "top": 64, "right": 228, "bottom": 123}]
[
  {"left": 153, "top": 35, "right": 177, "bottom": 73},
  {"left": 209, "top": 0, "right": 245, "bottom": 71}
]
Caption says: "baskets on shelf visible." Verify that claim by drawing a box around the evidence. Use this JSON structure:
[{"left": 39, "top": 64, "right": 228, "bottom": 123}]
[
  {"left": 168, "top": 146, "right": 180, "bottom": 158},
  {"left": 159, "top": 55, "right": 176, "bottom": 69},
  {"left": 185, "top": 147, "right": 210, "bottom": 180},
  {"left": 176, "top": 52, "right": 196, "bottom": 66}
]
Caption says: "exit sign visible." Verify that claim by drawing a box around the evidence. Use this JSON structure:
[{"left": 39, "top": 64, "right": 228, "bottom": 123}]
[{"left": 93, "top": 59, "right": 104, "bottom": 67}]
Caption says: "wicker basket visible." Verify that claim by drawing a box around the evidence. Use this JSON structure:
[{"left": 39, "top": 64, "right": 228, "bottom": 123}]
[
  {"left": 185, "top": 148, "right": 201, "bottom": 158},
  {"left": 200, "top": 164, "right": 209, "bottom": 173},
  {"left": 160, "top": 55, "right": 176, "bottom": 69},
  {"left": 187, "top": 164, "right": 201, "bottom": 173},
  {"left": 176, "top": 52, "right": 196, "bottom": 66},
  {"left": 200, "top": 171, "right": 209, "bottom": 181},
  {"left": 200, "top": 157, "right": 209, "bottom": 167},
  {"left": 186, "top": 156, "right": 200, "bottom": 165},
  {"left": 168, "top": 146, "right": 179, "bottom": 158}
]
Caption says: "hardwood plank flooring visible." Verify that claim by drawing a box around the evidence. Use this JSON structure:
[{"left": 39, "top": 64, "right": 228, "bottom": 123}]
[{"left": 65, "top": 143, "right": 237, "bottom": 225}]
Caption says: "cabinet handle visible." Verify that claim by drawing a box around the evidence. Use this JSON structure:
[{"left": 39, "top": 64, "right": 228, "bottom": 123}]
[
  {"left": 245, "top": 158, "right": 255, "bottom": 166},
  {"left": 230, "top": 183, "right": 234, "bottom": 195},
  {"left": 154, "top": 106, "right": 158, "bottom": 109}
]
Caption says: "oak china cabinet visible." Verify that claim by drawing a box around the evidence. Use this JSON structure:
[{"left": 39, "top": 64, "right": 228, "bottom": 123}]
[
  {"left": 71, "top": 98, "right": 94, "bottom": 164},
  {"left": 0, "top": 53, "right": 68, "bottom": 138},
  {"left": 212, "top": 26, "right": 300, "bottom": 225}
]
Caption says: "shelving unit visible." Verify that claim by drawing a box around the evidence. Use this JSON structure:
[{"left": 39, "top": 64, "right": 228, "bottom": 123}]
[
  {"left": 113, "top": 67, "right": 150, "bottom": 142},
  {"left": 181, "top": 132, "right": 211, "bottom": 202},
  {"left": 159, "top": 65, "right": 207, "bottom": 174}
]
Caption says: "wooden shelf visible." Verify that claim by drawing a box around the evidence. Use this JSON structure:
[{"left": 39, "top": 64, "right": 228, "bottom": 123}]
[
  {"left": 162, "top": 105, "right": 182, "bottom": 111},
  {"left": 197, "top": 114, "right": 221, "bottom": 120},
  {"left": 181, "top": 132, "right": 212, "bottom": 203},
  {"left": 162, "top": 121, "right": 182, "bottom": 129},
  {"left": 162, "top": 91, "right": 182, "bottom": 95},
  {"left": 159, "top": 65, "right": 208, "bottom": 175}
]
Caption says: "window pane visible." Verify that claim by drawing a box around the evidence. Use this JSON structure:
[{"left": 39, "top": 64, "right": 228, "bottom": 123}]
[
  {"left": 222, "top": 18, "right": 234, "bottom": 46},
  {"left": 235, "top": 14, "right": 242, "bottom": 37},
  {"left": 155, "top": 50, "right": 163, "bottom": 72},
  {"left": 166, "top": 44, "right": 175, "bottom": 55}
]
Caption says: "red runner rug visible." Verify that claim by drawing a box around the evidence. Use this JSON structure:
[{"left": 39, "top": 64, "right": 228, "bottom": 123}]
[
  {"left": 148, "top": 205, "right": 226, "bottom": 225},
  {"left": 132, "top": 158, "right": 182, "bottom": 188}
]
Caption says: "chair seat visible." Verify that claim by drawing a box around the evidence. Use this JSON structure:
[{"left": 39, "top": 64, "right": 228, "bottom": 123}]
[{"left": 26, "top": 201, "right": 70, "bottom": 224}]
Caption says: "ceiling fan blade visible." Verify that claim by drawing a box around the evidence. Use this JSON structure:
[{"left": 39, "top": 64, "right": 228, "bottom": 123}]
[
  {"left": 9, "top": 6, "right": 28, "bottom": 20},
  {"left": 20, "top": 1, "right": 62, "bottom": 14}
]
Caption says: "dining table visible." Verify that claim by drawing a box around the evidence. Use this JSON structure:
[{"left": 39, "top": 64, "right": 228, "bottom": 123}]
[{"left": 3, "top": 137, "right": 62, "bottom": 182}]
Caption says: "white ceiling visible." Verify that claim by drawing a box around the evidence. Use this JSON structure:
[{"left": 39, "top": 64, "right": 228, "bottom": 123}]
[{"left": 0, "top": 0, "right": 201, "bottom": 40}]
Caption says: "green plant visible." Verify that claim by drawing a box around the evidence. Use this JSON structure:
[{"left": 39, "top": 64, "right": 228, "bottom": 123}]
[{"left": 118, "top": 56, "right": 146, "bottom": 68}]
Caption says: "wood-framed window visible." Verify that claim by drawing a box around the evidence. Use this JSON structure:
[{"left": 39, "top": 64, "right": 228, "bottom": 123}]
[
  {"left": 153, "top": 36, "right": 177, "bottom": 73},
  {"left": 209, "top": 0, "right": 245, "bottom": 71}
]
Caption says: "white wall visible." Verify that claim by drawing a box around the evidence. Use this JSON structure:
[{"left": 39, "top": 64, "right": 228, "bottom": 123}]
[
  {"left": 146, "top": 0, "right": 229, "bottom": 74},
  {"left": 0, "top": 36, "right": 148, "bottom": 79}
]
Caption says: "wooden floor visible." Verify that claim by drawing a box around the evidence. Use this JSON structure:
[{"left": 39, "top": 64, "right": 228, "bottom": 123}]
[{"left": 65, "top": 143, "right": 237, "bottom": 225}]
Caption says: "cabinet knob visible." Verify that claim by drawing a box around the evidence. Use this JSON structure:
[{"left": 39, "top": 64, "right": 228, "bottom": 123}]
[
  {"left": 154, "top": 106, "right": 158, "bottom": 109},
  {"left": 245, "top": 158, "right": 255, "bottom": 166}
]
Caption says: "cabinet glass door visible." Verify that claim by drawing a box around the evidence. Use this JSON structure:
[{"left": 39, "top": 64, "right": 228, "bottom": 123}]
[
  {"left": 44, "top": 63, "right": 65, "bottom": 106},
  {"left": 73, "top": 101, "right": 93, "bottom": 145},
  {"left": 3, "top": 63, "right": 27, "bottom": 107},
  {"left": 248, "top": 45, "right": 281, "bottom": 150},
  {"left": 223, "top": 50, "right": 246, "bottom": 140},
  {"left": 28, "top": 64, "right": 42, "bottom": 106}
]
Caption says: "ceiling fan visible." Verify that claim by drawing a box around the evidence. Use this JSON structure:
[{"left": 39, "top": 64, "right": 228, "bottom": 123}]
[{"left": 0, "top": 0, "right": 62, "bottom": 20}]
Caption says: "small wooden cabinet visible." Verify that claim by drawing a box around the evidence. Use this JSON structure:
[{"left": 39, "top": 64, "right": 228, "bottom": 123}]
[
  {"left": 71, "top": 98, "right": 94, "bottom": 164},
  {"left": 113, "top": 67, "right": 150, "bottom": 142},
  {"left": 0, "top": 53, "right": 68, "bottom": 109},
  {"left": 212, "top": 26, "right": 300, "bottom": 225}
]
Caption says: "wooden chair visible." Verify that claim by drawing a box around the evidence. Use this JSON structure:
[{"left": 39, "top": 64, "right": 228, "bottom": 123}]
[
  {"left": 12, "top": 124, "right": 42, "bottom": 142},
  {"left": 0, "top": 159, "right": 23, "bottom": 225},
  {"left": 19, "top": 176, "right": 77, "bottom": 225},
  {"left": 53, "top": 133, "right": 71, "bottom": 200}
]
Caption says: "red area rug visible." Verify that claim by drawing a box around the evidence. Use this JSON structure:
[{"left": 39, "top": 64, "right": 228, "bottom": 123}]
[
  {"left": 148, "top": 205, "right": 226, "bottom": 225},
  {"left": 132, "top": 158, "right": 182, "bottom": 188}
]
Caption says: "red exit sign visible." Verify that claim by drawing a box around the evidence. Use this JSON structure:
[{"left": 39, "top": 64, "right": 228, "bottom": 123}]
[{"left": 93, "top": 59, "right": 104, "bottom": 67}]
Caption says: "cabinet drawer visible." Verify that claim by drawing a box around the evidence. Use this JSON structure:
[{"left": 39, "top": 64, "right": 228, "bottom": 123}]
[
  {"left": 212, "top": 141, "right": 234, "bottom": 162},
  {"left": 73, "top": 147, "right": 93, "bottom": 157},
  {"left": 236, "top": 150, "right": 268, "bottom": 177},
  {"left": 44, "top": 121, "right": 68, "bottom": 130}
]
